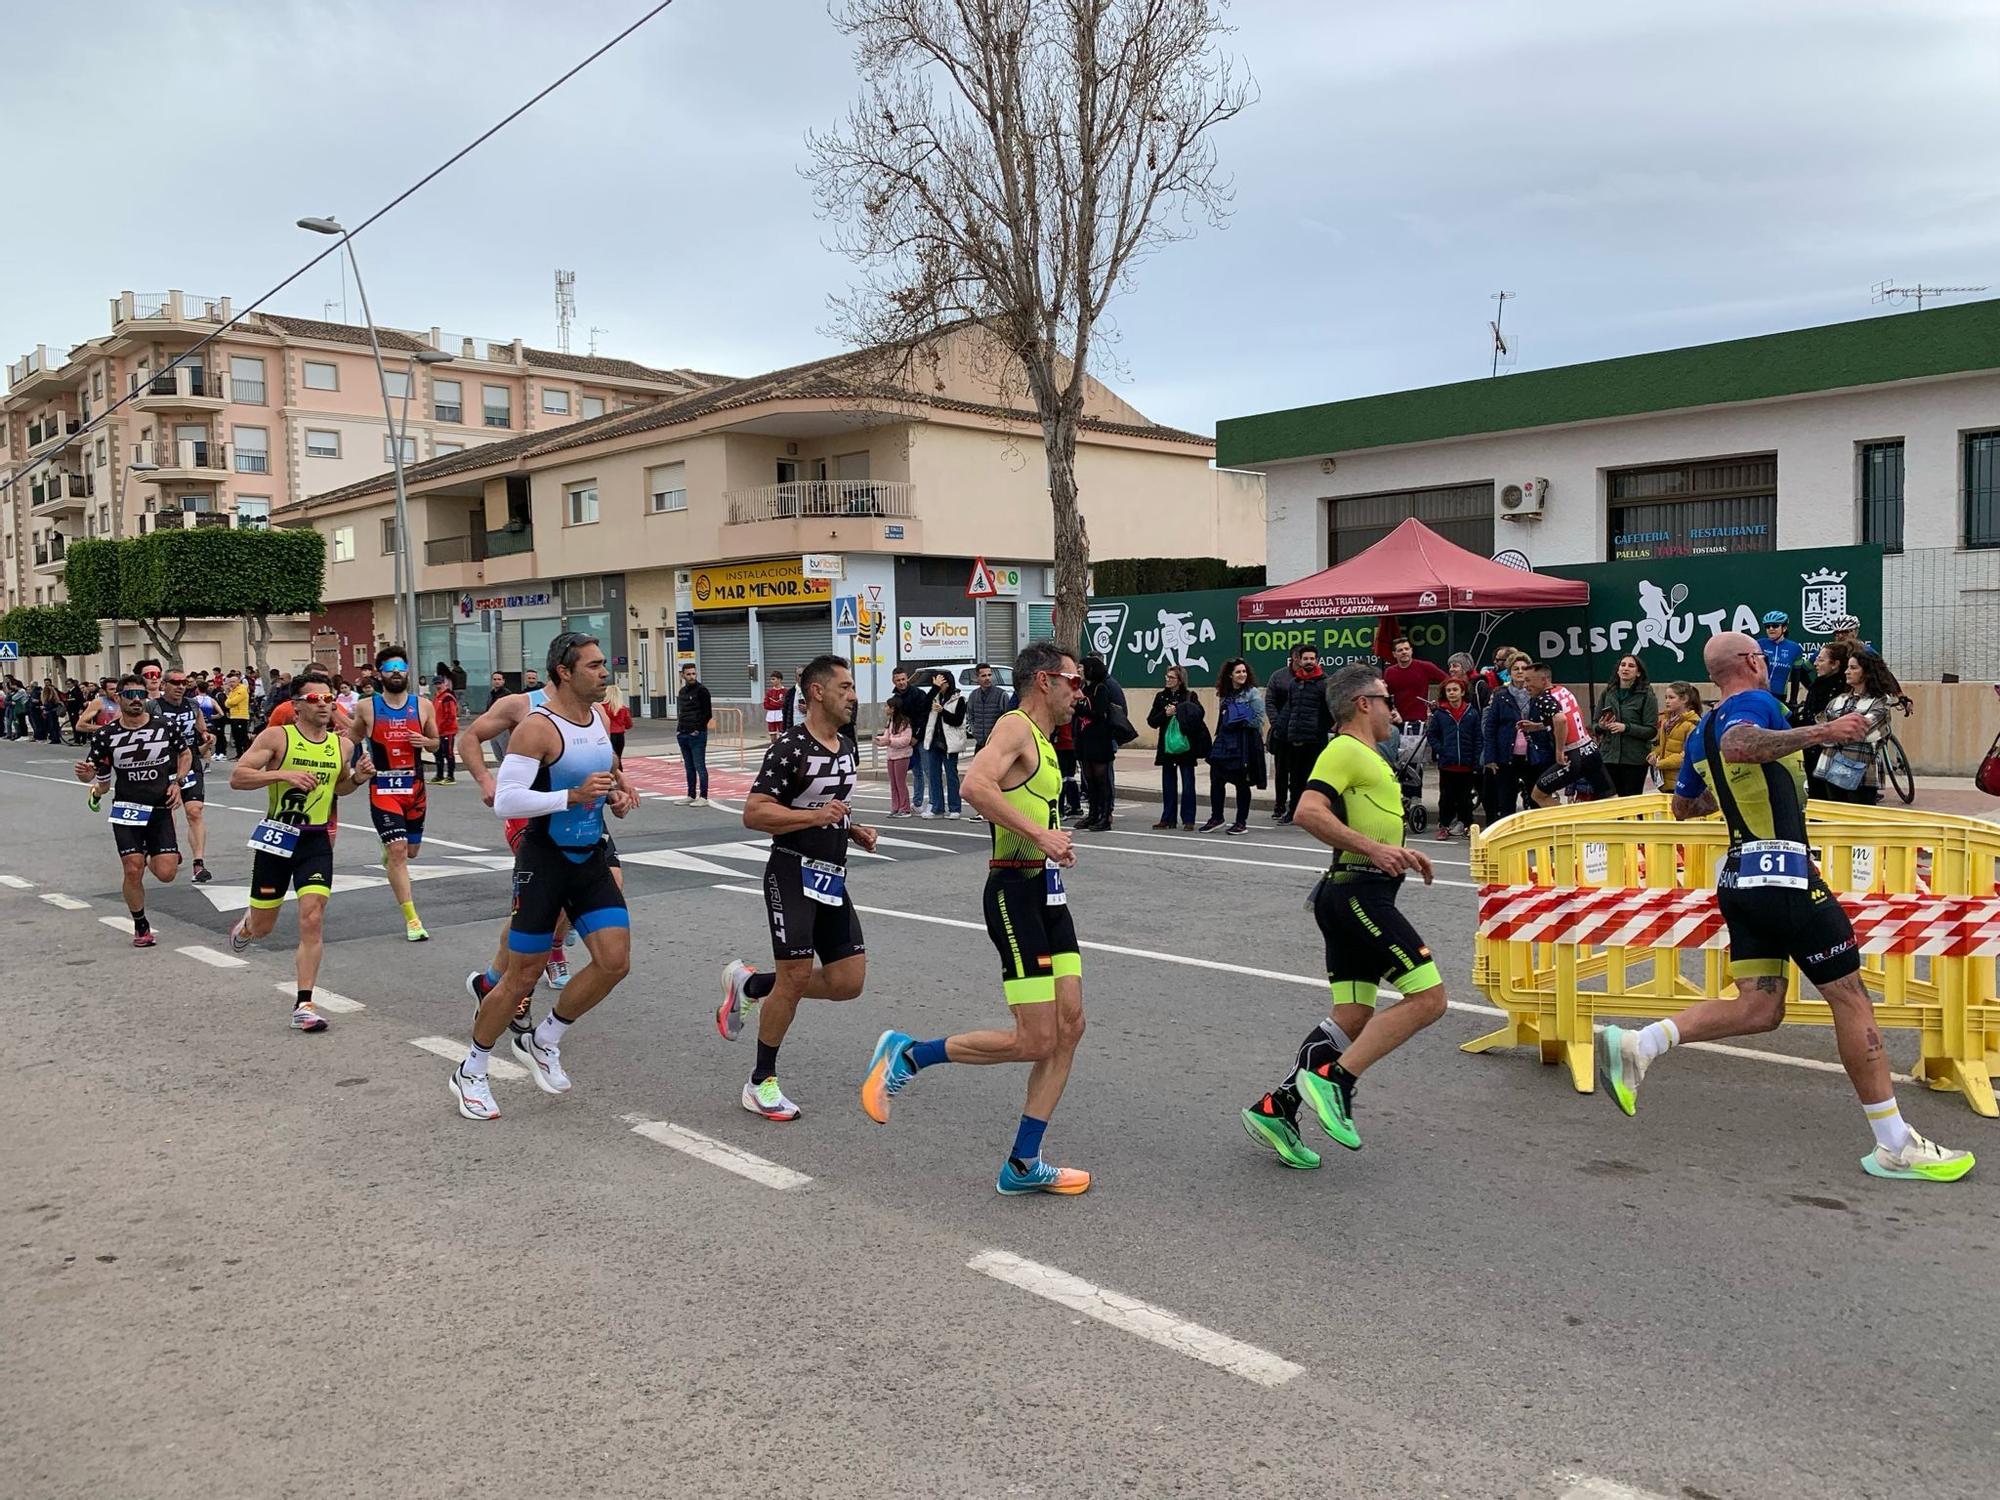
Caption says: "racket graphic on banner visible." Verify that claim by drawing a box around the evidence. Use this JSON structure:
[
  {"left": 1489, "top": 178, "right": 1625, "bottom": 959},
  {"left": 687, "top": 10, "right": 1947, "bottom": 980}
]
[{"left": 1470, "top": 549, "right": 1533, "bottom": 663}]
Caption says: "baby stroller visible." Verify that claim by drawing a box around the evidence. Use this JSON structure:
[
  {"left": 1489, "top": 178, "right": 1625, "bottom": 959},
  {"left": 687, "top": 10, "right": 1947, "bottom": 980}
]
[{"left": 1388, "top": 731, "right": 1428, "bottom": 834}]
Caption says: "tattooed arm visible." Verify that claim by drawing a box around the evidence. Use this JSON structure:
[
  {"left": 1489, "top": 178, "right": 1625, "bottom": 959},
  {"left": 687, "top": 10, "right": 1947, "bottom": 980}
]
[
  {"left": 1719, "top": 713, "right": 1868, "bottom": 764},
  {"left": 1671, "top": 787, "right": 1718, "bottom": 821}
]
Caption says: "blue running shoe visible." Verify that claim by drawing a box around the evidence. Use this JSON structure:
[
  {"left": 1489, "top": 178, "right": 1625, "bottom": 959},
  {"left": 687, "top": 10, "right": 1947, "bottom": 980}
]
[
  {"left": 861, "top": 1029, "right": 916, "bottom": 1123},
  {"left": 997, "top": 1158, "right": 1091, "bottom": 1195}
]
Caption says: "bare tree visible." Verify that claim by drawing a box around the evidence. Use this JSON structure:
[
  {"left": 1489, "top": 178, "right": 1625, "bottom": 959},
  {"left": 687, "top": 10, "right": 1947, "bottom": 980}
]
[{"left": 808, "top": 0, "right": 1249, "bottom": 647}]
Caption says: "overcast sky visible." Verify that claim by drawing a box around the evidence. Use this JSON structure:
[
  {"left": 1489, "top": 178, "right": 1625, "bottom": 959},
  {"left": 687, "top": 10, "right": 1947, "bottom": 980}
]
[{"left": 6, "top": 0, "right": 1997, "bottom": 436}]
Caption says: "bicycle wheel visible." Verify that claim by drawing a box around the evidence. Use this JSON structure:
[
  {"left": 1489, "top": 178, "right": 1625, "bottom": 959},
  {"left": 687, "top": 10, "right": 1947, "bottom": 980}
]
[{"left": 1878, "top": 735, "right": 1915, "bottom": 805}]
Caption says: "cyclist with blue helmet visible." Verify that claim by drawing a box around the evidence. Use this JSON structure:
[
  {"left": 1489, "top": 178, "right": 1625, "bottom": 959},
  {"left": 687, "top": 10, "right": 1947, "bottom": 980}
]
[{"left": 1756, "top": 610, "right": 1808, "bottom": 711}]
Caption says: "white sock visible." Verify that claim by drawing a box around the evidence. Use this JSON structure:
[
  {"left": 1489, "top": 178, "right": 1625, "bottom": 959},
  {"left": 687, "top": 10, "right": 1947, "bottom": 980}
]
[
  {"left": 463, "top": 1042, "right": 490, "bottom": 1080},
  {"left": 1634, "top": 1018, "right": 1679, "bottom": 1063},
  {"left": 1318, "top": 1018, "right": 1355, "bottom": 1051},
  {"left": 1863, "top": 1097, "right": 1910, "bottom": 1152},
  {"left": 534, "top": 1014, "right": 571, "bottom": 1050}
]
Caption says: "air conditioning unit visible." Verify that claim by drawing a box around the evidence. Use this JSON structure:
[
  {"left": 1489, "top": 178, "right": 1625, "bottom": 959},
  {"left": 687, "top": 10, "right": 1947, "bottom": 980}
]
[{"left": 1498, "top": 476, "right": 1548, "bottom": 519}]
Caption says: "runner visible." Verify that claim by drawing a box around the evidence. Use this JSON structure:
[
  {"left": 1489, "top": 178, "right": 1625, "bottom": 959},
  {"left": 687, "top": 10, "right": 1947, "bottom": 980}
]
[
  {"left": 147, "top": 666, "right": 216, "bottom": 885},
  {"left": 1240, "top": 664, "right": 1447, "bottom": 1167},
  {"left": 1527, "top": 662, "right": 1614, "bottom": 806},
  {"left": 860, "top": 641, "right": 1092, "bottom": 1195},
  {"left": 1596, "top": 631, "right": 1974, "bottom": 1182},
  {"left": 717, "top": 654, "right": 876, "bottom": 1121},
  {"left": 346, "top": 646, "right": 441, "bottom": 943},
  {"left": 73, "top": 674, "right": 191, "bottom": 947},
  {"left": 449, "top": 633, "right": 636, "bottom": 1122},
  {"left": 227, "top": 677, "right": 371, "bottom": 1032}
]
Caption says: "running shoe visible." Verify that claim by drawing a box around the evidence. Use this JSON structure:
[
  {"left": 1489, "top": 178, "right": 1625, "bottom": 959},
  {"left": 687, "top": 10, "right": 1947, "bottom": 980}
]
[
  {"left": 465, "top": 969, "right": 494, "bottom": 1009},
  {"left": 229, "top": 917, "right": 253, "bottom": 954},
  {"left": 544, "top": 948, "right": 569, "bottom": 988},
  {"left": 717, "top": 958, "right": 757, "bottom": 1040},
  {"left": 1199, "top": 816, "right": 1224, "bottom": 832},
  {"left": 861, "top": 1029, "right": 916, "bottom": 1123},
  {"left": 87, "top": 789, "right": 103, "bottom": 813},
  {"left": 510, "top": 1031, "right": 572, "bottom": 1095},
  {"left": 1862, "top": 1131, "right": 1975, "bottom": 1183},
  {"left": 290, "top": 1003, "right": 327, "bottom": 1033},
  {"left": 742, "top": 1077, "right": 800, "bottom": 1120},
  {"left": 1595, "top": 1025, "right": 1648, "bottom": 1117},
  {"left": 996, "top": 1159, "right": 1091, "bottom": 1195},
  {"left": 449, "top": 1064, "right": 499, "bottom": 1121},
  {"left": 406, "top": 918, "right": 430, "bottom": 943},
  {"left": 1295, "top": 1061, "right": 1361, "bottom": 1150},
  {"left": 192, "top": 860, "right": 212, "bottom": 885},
  {"left": 1240, "top": 1101, "right": 1321, "bottom": 1169},
  {"left": 132, "top": 928, "right": 157, "bottom": 950}
]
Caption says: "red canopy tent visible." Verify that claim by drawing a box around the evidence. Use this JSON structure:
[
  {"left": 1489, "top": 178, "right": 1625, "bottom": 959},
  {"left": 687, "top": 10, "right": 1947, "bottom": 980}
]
[{"left": 1237, "top": 518, "right": 1589, "bottom": 622}]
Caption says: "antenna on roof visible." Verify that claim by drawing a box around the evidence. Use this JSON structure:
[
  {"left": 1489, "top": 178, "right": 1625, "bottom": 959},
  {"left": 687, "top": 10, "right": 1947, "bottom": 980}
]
[
  {"left": 554, "top": 269, "right": 577, "bottom": 353},
  {"left": 588, "top": 326, "right": 608, "bottom": 356},
  {"left": 1872, "top": 278, "right": 1987, "bottom": 311},
  {"left": 323, "top": 300, "right": 339, "bottom": 321},
  {"left": 1488, "top": 291, "right": 1517, "bottom": 378}
]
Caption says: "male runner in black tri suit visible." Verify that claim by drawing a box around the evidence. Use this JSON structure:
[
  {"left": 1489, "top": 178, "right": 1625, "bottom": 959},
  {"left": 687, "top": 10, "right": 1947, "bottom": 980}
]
[
  {"left": 149, "top": 666, "right": 215, "bottom": 884},
  {"left": 74, "top": 673, "right": 191, "bottom": 947}
]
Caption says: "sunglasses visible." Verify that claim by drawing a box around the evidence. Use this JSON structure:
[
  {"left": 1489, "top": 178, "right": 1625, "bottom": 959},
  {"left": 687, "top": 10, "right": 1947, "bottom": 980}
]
[
  {"left": 166, "top": 675, "right": 188, "bottom": 686},
  {"left": 380, "top": 660, "right": 408, "bottom": 673},
  {"left": 1043, "top": 670, "right": 1085, "bottom": 691},
  {"left": 296, "top": 691, "right": 334, "bottom": 704},
  {"left": 118, "top": 688, "right": 148, "bottom": 700}
]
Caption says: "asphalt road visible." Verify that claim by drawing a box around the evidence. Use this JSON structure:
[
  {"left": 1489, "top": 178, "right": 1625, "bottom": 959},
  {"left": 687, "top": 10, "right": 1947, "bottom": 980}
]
[{"left": 3, "top": 739, "right": 1995, "bottom": 1500}]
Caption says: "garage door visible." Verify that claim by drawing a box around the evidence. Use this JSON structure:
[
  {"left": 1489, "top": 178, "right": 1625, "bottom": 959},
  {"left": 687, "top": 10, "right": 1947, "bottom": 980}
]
[
  {"left": 696, "top": 615, "right": 754, "bottom": 705},
  {"left": 978, "top": 600, "right": 1017, "bottom": 663},
  {"left": 758, "top": 608, "right": 833, "bottom": 686}
]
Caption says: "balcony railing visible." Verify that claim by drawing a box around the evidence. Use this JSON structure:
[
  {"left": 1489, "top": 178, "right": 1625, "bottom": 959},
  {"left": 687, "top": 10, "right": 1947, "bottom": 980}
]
[
  {"left": 139, "top": 365, "right": 224, "bottom": 401},
  {"left": 33, "top": 538, "right": 67, "bottom": 567},
  {"left": 724, "top": 480, "right": 916, "bottom": 525},
  {"left": 25, "top": 415, "right": 79, "bottom": 450},
  {"left": 119, "top": 290, "right": 230, "bottom": 325},
  {"left": 133, "top": 438, "right": 231, "bottom": 474},
  {"left": 486, "top": 525, "right": 535, "bottom": 557},
  {"left": 425, "top": 533, "right": 488, "bottom": 565},
  {"left": 30, "top": 471, "right": 91, "bottom": 509}
]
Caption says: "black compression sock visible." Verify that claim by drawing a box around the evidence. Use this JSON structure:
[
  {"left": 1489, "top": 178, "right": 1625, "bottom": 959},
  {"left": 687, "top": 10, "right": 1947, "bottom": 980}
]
[
  {"left": 131, "top": 909, "right": 148, "bottom": 933},
  {"left": 297, "top": 989, "right": 313, "bottom": 1009},
  {"left": 751, "top": 1041, "right": 780, "bottom": 1085},
  {"left": 744, "top": 971, "right": 777, "bottom": 1000}
]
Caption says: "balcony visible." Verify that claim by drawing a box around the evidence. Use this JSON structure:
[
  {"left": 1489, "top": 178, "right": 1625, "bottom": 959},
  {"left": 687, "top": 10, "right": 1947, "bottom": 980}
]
[
  {"left": 132, "top": 364, "right": 228, "bottom": 412},
  {"left": 29, "top": 471, "right": 90, "bottom": 515},
  {"left": 24, "top": 414, "right": 81, "bottom": 456},
  {"left": 725, "top": 480, "right": 916, "bottom": 524},
  {"left": 133, "top": 437, "right": 230, "bottom": 483},
  {"left": 418, "top": 525, "right": 536, "bottom": 590},
  {"left": 141, "top": 509, "right": 234, "bottom": 534},
  {"left": 32, "top": 537, "right": 67, "bottom": 572},
  {"left": 6, "top": 344, "right": 80, "bottom": 401},
  {"left": 110, "top": 289, "right": 232, "bottom": 334}
]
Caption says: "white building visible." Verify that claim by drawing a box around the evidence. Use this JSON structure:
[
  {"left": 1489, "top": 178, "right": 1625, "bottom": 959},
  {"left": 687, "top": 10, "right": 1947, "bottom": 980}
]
[{"left": 1220, "top": 299, "right": 2000, "bottom": 681}]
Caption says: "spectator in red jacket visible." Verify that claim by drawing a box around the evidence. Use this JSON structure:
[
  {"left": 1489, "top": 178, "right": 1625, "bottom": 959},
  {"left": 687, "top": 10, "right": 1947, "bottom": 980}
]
[{"left": 432, "top": 675, "right": 460, "bottom": 783}]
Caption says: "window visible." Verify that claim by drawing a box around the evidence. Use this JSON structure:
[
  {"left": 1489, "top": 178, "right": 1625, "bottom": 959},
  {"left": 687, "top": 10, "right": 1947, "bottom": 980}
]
[
  {"left": 93, "top": 371, "right": 104, "bottom": 401},
  {"left": 482, "top": 385, "right": 511, "bottom": 428},
  {"left": 1605, "top": 455, "right": 1776, "bottom": 560},
  {"left": 1967, "top": 430, "right": 2000, "bottom": 549},
  {"left": 433, "top": 379, "right": 463, "bottom": 423},
  {"left": 235, "top": 498, "right": 271, "bottom": 530},
  {"left": 648, "top": 461, "right": 687, "bottom": 513},
  {"left": 562, "top": 576, "right": 606, "bottom": 609},
  {"left": 580, "top": 395, "right": 605, "bottom": 419},
  {"left": 95, "top": 437, "right": 107, "bottom": 466},
  {"left": 332, "top": 526, "right": 355, "bottom": 562},
  {"left": 1859, "top": 441, "right": 1904, "bottom": 554},
  {"left": 1329, "top": 483, "right": 1494, "bottom": 565},
  {"left": 377, "top": 369, "right": 409, "bottom": 400},
  {"left": 305, "top": 428, "right": 340, "bottom": 459},
  {"left": 233, "top": 425, "right": 270, "bottom": 473},
  {"left": 97, "top": 504, "right": 109, "bottom": 534},
  {"left": 384, "top": 434, "right": 417, "bottom": 464},
  {"left": 381, "top": 518, "right": 400, "bottom": 554},
  {"left": 302, "top": 360, "right": 338, "bottom": 391},
  {"left": 230, "top": 356, "right": 266, "bottom": 404},
  {"left": 436, "top": 441, "right": 464, "bottom": 456},
  {"left": 565, "top": 481, "right": 599, "bottom": 526},
  {"left": 542, "top": 388, "right": 570, "bottom": 415}
]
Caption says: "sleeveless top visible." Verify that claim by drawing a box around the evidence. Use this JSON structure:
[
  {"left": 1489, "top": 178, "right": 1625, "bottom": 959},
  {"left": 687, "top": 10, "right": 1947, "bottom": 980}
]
[
  {"left": 990, "top": 709, "right": 1060, "bottom": 868},
  {"left": 268, "top": 723, "right": 343, "bottom": 829},
  {"left": 527, "top": 703, "right": 615, "bottom": 860},
  {"left": 368, "top": 692, "right": 426, "bottom": 812}
]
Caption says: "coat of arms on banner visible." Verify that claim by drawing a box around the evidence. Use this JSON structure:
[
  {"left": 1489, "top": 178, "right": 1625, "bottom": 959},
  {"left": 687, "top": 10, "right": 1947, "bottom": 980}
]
[
  {"left": 1800, "top": 569, "right": 1848, "bottom": 634},
  {"left": 1085, "top": 603, "right": 1130, "bottom": 672}
]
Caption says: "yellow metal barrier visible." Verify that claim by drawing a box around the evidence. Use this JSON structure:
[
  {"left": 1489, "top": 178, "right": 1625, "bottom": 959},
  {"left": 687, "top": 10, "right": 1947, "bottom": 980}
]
[{"left": 1464, "top": 795, "right": 2000, "bottom": 1117}]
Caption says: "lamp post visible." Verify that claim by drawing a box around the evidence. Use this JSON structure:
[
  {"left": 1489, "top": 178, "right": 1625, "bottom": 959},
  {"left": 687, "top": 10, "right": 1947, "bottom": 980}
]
[
  {"left": 106, "top": 459, "right": 160, "bottom": 676},
  {"left": 298, "top": 215, "right": 429, "bottom": 653}
]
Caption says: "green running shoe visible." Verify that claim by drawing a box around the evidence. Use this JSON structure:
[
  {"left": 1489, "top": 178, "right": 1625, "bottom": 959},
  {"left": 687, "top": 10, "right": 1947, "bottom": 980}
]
[
  {"left": 1295, "top": 1063, "right": 1361, "bottom": 1150},
  {"left": 1240, "top": 1105, "right": 1321, "bottom": 1169},
  {"left": 1861, "top": 1130, "right": 1974, "bottom": 1183},
  {"left": 87, "top": 789, "right": 103, "bottom": 813},
  {"left": 1596, "top": 1025, "right": 1646, "bottom": 1117}
]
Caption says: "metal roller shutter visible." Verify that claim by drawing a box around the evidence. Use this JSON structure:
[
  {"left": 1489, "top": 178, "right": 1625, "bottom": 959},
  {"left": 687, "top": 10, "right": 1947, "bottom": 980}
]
[
  {"left": 696, "top": 615, "right": 755, "bottom": 705},
  {"left": 758, "top": 608, "right": 834, "bottom": 685},
  {"left": 978, "top": 600, "right": 1017, "bottom": 663}
]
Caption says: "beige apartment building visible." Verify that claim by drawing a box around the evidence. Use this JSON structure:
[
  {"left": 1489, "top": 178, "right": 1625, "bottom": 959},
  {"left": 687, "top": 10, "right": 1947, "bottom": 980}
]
[
  {"left": 284, "top": 323, "right": 1263, "bottom": 715},
  {"left": 1, "top": 288, "right": 713, "bottom": 672}
]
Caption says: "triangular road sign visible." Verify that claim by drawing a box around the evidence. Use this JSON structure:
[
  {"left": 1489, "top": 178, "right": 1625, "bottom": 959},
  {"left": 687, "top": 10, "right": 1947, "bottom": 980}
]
[{"left": 966, "top": 556, "right": 998, "bottom": 599}]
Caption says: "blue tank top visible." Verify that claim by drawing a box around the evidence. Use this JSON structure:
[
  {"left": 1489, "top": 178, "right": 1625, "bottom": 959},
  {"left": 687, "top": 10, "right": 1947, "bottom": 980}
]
[{"left": 529, "top": 703, "right": 614, "bottom": 860}]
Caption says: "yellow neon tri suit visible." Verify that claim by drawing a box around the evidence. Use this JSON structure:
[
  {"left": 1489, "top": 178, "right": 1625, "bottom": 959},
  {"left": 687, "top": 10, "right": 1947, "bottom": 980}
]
[
  {"left": 248, "top": 724, "right": 343, "bottom": 910},
  {"left": 1303, "top": 732, "right": 1442, "bottom": 1006},
  {"left": 984, "top": 710, "right": 1081, "bottom": 1005}
]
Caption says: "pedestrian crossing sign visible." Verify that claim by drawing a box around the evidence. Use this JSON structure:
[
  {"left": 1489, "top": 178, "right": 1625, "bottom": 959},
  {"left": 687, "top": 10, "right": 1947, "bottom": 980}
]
[
  {"left": 0, "top": 641, "right": 17, "bottom": 661},
  {"left": 835, "top": 595, "right": 861, "bottom": 635}
]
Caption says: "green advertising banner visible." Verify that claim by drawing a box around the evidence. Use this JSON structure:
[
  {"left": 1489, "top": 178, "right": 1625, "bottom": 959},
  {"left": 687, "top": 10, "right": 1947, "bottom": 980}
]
[
  {"left": 1240, "top": 613, "right": 1466, "bottom": 684},
  {"left": 1081, "top": 589, "right": 1248, "bottom": 688},
  {"left": 1501, "top": 544, "right": 1883, "bottom": 684}
]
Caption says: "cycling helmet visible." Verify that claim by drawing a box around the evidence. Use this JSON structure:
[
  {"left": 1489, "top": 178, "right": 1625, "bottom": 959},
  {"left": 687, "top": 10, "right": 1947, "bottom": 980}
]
[
  {"left": 1761, "top": 610, "right": 1789, "bottom": 626},
  {"left": 1829, "top": 613, "right": 1861, "bottom": 632}
]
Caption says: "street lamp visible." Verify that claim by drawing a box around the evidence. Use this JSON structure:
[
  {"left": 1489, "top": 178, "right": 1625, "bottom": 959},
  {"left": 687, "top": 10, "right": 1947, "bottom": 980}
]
[
  {"left": 298, "top": 214, "right": 426, "bottom": 653},
  {"left": 103, "top": 459, "right": 161, "bottom": 675}
]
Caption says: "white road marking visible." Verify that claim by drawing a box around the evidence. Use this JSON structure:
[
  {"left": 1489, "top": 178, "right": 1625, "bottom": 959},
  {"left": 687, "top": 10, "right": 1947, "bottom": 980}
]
[
  {"left": 97, "top": 916, "right": 139, "bottom": 931},
  {"left": 617, "top": 1112, "right": 812, "bottom": 1190},
  {"left": 1557, "top": 1475, "right": 1673, "bottom": 1500},
  {"left": 407, "top": 1035, "right": 528, "bottom": 1081},
  {"left": 0, "top": 873, "right": 37, "bottom": 888},
  {"left": 194, "top": 861, "right": 481, "bottom": 912},
  {"left": 618, "top": 847, "right": 762, "bottom": 879},
  {"left": 967, "top": 1249, "right": 1302, "bottom": 1388},
  {"left": 417, "top": 835, "right": 487, "bottom": 852},
  {"left": 445, "top": 854, "right": 520, "bottom": 872},
  {"left": 274, "top": 982, "right": 364, "bottom": 1013},
  {"left": 39, "top": 893, "right": 90, "bottom": 910},
  {"left": 868, "top": 834, "right": 959, "bottom": 854},
  {"left": 177, "top": 944, "right": 247, "bottom": 968}
]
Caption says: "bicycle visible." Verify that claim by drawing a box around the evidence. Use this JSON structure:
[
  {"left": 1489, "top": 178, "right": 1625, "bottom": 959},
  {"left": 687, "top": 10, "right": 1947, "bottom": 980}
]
[{"left": 1874, "top": 696, "right": 1915, "bottom": 805}]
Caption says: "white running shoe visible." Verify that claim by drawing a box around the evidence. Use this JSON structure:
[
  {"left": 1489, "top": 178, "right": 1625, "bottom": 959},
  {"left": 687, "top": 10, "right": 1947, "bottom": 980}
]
[
  {"left": 1863, "top": 1129, "right": 1975, "bottom": 1182},
  {"left": 450, "top": 1064, "right": 500, "bottom": 1121},
  {"left": 511, "top": 1031, "right": 572, "bottom": 1095},
  {"left": 290, "top": 1004, "right": 327, "bottom": 1033},
  {"left": 544, "top": 948, "right": 571, "bottom": 989},
  {"left": 684, "top": 796, "right": 698, "bottom": 806},
  {"left": 742, "top": 1077, "right": 800, "bottom": 1120},
  {"left": 230, "top": 916, "right": 254, "bottom": 954},
  {"left": 717, "top": 958, "right": 757, "bottom": 1040}
]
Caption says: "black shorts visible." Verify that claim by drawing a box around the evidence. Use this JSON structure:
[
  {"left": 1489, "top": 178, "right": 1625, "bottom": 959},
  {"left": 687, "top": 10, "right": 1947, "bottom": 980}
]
[
  {"left": 763, "top": 853, "right": 865, "bottom": 965},
  {"left": 1717, "top": 876, "right": 1860, "bottom": 987},
  {"left": 1535, "top": 745, "right": 1614, "bottom": 799},
  {"left": 1313, "top": 871, "right": 1443, "bottom": 1006},
  {"left": 248, "top": 829, "right": 335, "bottom": 909},
  {"left": 178, "top": 765, "right": 205, "bottom": 804},
  {"left": 112, "top": 807, "right": 179, "bottom": 860},
  {"left": 984, "top": 866, "right": 1080, "bottom": 1005},
  {"left": 370, "top": 802, "right": 425, "bottom": 847},
  {"left": 507, "top": 832, "right": 626, "bottom": 957}
]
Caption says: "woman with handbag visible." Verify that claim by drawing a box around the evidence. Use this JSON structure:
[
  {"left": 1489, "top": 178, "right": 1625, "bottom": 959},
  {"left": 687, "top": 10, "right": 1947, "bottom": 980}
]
[
  {"left": 1814, "top": 650, "right": 1897, "bottom": 804},
  {"left": 1201, "top": 657, "right": 1266, "bottom": 833},
  {"left": 1148, "top": 665, "right": 1210, "bottom": 830}
]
